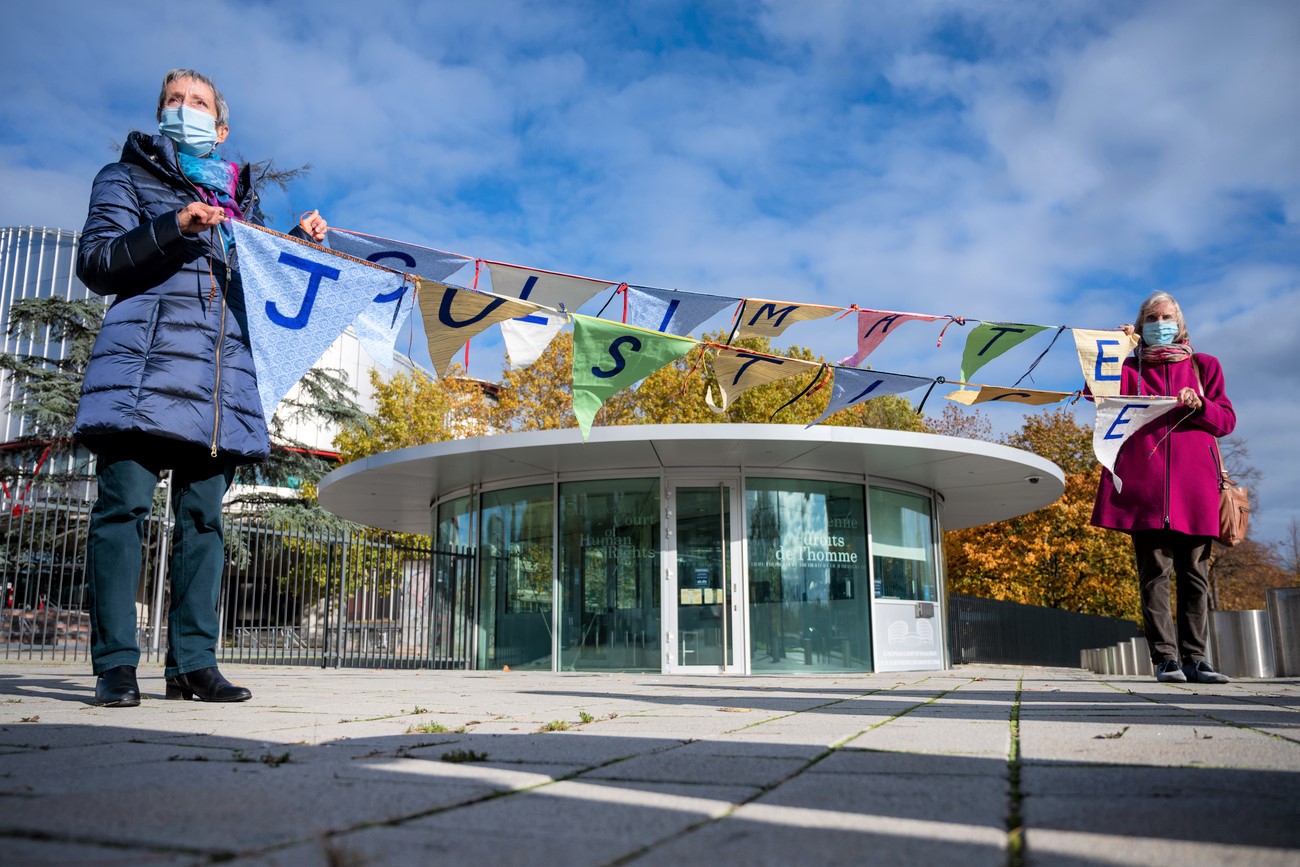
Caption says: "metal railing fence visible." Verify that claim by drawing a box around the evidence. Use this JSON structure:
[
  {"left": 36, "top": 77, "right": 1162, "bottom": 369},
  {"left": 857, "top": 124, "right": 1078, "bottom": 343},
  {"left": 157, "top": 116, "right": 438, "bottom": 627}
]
[
  {"left": 947, "top": 592, "right": 1140, "bottom": 668},
  {"left": 1, "top": 479, "right": 475, "bottom": 669}
]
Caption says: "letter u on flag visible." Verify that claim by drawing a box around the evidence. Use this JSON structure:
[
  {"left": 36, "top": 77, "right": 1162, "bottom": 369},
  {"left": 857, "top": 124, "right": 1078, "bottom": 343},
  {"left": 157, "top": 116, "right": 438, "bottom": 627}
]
[
  {"left": 327, "top": 230, "right": 472, "bottom": 369},
  {"left": 624, "top": 285, "right": 739, "bottom": 336},
  {"left": 232, "top": 222, "right": 412, "bottom": 424},
  {"left": 838, "top": 310, "right": 943, "bottom": 368},
  {"left": 419, "top": 283, "right": 542, "bottom": 377},
  {"left": 959, "top": 322, "right": 1049, "bottom": 382},
  {"left": 571, "top": 314, "right": 695, "bottom": 441},
  {"left": 810, "top": 368, "right": 932, "bottom": 426},
  {"left": 707, "top": 346, "right": 821, "bottom": 412},
  {"left": 1073, "top": 328, "right": 1138, "bottom": 397},
  {"left": 1092, "top": 396, "right": 1180, "bottom": 493},
  {"left": 732, "top": 298, "right": 842, "bottom": 340}
]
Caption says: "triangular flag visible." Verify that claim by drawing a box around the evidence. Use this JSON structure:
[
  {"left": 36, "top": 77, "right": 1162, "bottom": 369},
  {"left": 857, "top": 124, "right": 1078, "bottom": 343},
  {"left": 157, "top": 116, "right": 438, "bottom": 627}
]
[
  {"left": 232, "top": 222, "right": 409, "bottom": 423},
  {"left": 327, "top": 230, "right": 472, "bottom": 368},
  {"left": 944, "top": 385, "right": 1071, "bottom": 406},
  {"left": 707, "top": 346, "right": 822, "bottom": 412},
  {"left": 571, "top": 315, "right": 695, "bottom": 440},
  {"left": 624, "top": 286, "right": 738, "bottom": 336},
  {"left": 1092, "top": 396, "right": 1180, "bottom": 493},
  {"left": 838, "top": 310, "right": 943, "bottom": 367},
  {"left": 418, "top": 282, "right": 542, "bottom": 377},
  {"left": 501, "top": 313, "right": 566, "bottom": 369},
  {"left": 810, "top": 368, "right": 933, "bottom": 426},
  {"left": 1073, "top": 328, "right": 1139, "bottom": 397},
  {"left": 731, "top": 298, "right": 842, "bottom": 340},
  {"left": 959, "top": 322, "right": 1050, "bottom": 382}
]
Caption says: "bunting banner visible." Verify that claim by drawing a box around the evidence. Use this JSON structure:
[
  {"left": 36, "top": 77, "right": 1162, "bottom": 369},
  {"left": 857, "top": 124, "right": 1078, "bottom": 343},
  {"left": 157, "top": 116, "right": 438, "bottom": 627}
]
[
  {"left": 418, "top": 282, "right": 543, "bottom": 377},
  {"left": 944, "top": 385, "right": 1072, "bottom": 406},
  {"left": 232, "top": 222, "right": 410, "bottom": 423},
  {"left": 501, "top": 313, "right": 566, "bottom": 369},
  {"left": 809, "top": 368, "right": 933, "bottom": 426},
  {"left": 839, "top": 310, "right": 944, "bottom": 368},
  {"left": 706, "top": 346, "right": 822, "bottom": 413},
  {"left": 731, "top": 298, "right": 843, "bottom": 341},
  {"left": 1092, "top": 396, "right": 1180, "bottom": 493},
  {"left": 1073, "top": 328, "right": 1139, "bottom": 397},
  {"left": 571, "top": 314, "right": 695, "bottom": 440},
  {"left": 326, "top": 230, "right": 471, "bottom": 368},
  {"left": 959, "top": 322, "right": 1050, "bottom": 383},
  {"left": 624, "top": 285, "right": 739, "bottom": 336},
  {"left": 485, "top": 261, "right": 616, "bottom": 368}
]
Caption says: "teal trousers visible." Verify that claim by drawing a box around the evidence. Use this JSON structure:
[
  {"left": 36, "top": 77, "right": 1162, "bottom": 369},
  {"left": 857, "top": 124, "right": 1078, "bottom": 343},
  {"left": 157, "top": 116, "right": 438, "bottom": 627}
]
[{"left": 87, "top": 439, "right": 235, "bottom": 677}]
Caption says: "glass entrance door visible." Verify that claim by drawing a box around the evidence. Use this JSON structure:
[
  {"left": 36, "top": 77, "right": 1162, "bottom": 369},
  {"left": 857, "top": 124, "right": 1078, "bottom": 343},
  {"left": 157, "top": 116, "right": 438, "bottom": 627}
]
[{"left": 663, "top": 480, "right": 745, "bottom": 673}]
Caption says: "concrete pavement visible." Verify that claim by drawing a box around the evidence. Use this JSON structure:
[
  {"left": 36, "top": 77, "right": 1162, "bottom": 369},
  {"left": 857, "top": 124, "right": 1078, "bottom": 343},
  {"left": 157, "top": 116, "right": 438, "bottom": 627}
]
[{"left": 0, "top": 662, "right": 1296, "bottom": 865}]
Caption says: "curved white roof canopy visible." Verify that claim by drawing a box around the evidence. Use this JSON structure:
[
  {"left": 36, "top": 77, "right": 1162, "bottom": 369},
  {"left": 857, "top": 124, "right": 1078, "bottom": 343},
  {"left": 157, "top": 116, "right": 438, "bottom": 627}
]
[{"left": 317, "top": 424, "right": 1065, "bottom": 535}]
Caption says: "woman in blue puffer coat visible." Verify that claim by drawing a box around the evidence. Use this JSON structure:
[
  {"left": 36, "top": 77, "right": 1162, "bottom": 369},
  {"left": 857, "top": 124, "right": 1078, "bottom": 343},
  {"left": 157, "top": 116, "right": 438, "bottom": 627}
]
[{"left": 75, "top": 69, "right": 328, "bottom": 706}]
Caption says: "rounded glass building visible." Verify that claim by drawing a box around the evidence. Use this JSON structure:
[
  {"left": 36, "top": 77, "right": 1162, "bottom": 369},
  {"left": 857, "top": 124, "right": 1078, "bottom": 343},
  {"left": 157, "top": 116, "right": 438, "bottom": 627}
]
[{"left": 318, "top": 424, "right": 1063, "bottom": 675}]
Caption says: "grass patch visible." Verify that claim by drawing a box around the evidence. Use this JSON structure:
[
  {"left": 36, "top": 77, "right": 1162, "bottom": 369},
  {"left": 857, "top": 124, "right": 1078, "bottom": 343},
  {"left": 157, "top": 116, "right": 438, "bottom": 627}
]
[
  {"left": 578, "top": 711, "right": 595, "bottom": 724},
  {"left": 407, "top": 721, "right": 449, "bottom": 734},
  {"left": 441, "top": 748, "right": 490, "bottom": 763},
  {"left": 538, "top": 719, "right": 570, "bottom": 733}
]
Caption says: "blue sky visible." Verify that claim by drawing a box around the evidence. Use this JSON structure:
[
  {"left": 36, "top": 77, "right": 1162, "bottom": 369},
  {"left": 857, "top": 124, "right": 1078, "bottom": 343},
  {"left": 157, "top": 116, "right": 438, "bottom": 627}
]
[{"left": 2, "top": 0, "right": 1297, "bottom": 545}]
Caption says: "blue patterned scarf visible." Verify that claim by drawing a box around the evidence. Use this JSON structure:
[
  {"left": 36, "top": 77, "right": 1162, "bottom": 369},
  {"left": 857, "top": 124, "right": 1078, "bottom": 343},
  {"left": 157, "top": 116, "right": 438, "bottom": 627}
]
[{"left": 177, "top": 151, "right": 244, "bottom": 252}]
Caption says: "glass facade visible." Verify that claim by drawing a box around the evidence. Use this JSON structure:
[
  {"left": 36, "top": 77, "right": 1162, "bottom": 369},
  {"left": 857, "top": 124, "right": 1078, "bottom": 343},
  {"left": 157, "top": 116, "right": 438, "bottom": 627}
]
[
  {"left": 431, "top": 474, "right": 942, "bottom": 674},
  {"left": 478, "top": 485, "right": 553, "bottom": 670},
  {"left": 558, "top": 478, "right": 660, "bottom": 671},
  {"left": 869, "top": 487, "right": 937, "bottom": 602},
  {"left": 746, "top": 478, "right": 872, "bottom": 673}
]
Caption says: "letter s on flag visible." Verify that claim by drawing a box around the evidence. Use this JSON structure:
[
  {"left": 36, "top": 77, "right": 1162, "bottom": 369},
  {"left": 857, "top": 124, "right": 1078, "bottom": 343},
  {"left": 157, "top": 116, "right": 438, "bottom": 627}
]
[{"left": 593, "top": 335, "right": 643, "bottom": 378}]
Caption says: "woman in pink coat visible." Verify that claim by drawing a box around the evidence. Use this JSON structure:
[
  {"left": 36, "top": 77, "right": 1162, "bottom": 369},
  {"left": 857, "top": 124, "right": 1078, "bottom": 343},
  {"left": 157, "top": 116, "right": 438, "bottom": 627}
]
[{"left": 1092, "top": 291, "right": 1235, "bottom": 684}]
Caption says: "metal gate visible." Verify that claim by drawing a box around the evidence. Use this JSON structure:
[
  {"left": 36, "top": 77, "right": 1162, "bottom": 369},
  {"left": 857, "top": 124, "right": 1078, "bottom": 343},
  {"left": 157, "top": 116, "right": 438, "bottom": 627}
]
[{"left": 1, "top": 485, "right": 477, "bottom": 669}]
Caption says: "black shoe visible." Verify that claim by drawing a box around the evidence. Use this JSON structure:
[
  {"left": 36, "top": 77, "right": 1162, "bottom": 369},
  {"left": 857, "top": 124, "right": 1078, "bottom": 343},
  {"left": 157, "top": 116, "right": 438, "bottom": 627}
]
[
  {"left": 94, "top": 665, "right": 140, "bottom": 707},
  {"left": 1155, "top": 659, "right": 1187, "bottom": 683},
  {"left": 165, "top": 667, "right": 252, "bottom": 702},
  {"left": 1183, "top": 660, "right": 1231, "bottom": 684}
]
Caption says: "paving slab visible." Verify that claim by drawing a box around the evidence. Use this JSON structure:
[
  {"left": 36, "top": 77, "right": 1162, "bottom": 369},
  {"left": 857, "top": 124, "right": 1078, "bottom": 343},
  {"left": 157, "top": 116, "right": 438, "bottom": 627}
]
[{"left": 0, "top": 661, "right": 1296, "bottom": 865}]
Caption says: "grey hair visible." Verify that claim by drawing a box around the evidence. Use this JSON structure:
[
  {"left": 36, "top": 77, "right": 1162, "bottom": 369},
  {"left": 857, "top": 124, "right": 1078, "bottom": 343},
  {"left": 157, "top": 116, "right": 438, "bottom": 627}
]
[
  {"left": 1135, "top": 291, "right": 1189, "bottom": 344},
  {"left": 156, "top": 68, "right": 230, "bottom": 127}
]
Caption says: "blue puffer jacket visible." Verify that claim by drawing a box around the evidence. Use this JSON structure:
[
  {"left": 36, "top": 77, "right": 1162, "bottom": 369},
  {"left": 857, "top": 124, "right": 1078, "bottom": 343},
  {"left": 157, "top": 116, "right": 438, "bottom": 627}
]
[{"left": 74, "top": 132, "right": 272, "bottom": 463}]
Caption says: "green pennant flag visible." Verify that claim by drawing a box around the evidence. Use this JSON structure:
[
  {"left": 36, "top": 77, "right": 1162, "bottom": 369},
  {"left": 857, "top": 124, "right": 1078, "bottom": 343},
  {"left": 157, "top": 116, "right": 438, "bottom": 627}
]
[
  {"left": 572, "top": 314, "right": 696, "bottom": 440},
  {"left": 959, "top": 322, "right": 1049, "bottom": 382}
]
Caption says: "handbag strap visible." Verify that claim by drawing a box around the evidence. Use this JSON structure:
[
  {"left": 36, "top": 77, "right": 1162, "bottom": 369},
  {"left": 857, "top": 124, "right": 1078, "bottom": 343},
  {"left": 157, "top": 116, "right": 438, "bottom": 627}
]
[{"left": 1191, "top": 356, "right": 1231, "bottom": 486}]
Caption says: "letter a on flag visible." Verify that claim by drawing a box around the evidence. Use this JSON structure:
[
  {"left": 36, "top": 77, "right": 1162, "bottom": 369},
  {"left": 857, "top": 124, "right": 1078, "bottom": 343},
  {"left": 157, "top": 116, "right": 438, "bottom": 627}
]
[
  {"left": 1073, "top": 328, "right": 1138, "bottom": 397},
  {"left": 839, "top": 310, "right": 943, "bottom": 368},
  {"left": 1092, "top": 396, "right": 1180, "bottom": 493},
  {"left": 571, "top": 315, "right": 695, "bottom": 441},
  {"left": 233, "top": 222, "right": 412, "bottom": 424},
  {"left": 959, "top": 322, "right": 1049, "bottom": 382}
]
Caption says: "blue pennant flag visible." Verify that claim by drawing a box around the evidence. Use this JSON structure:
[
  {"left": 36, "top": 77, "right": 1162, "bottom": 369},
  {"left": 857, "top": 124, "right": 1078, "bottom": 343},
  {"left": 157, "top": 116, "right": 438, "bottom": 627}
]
[
  {"left": 233, "top": 222, "right": 413, "bottom": 423},
  {"left": 809, "top": 367, "right": 933, "bottom": 426},
  {"left": 624, "top": 285, "right": 739, "bottom": 336},
  {"left": 327, "top": 230, "right": 471, "bottom": 367}
]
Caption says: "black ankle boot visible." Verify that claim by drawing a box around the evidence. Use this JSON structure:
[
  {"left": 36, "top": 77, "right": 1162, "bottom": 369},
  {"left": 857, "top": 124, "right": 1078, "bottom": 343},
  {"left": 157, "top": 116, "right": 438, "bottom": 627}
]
[
  {"left": 95, "top": 665, "right": 140, "bottom": 707},
  {"left": 165, "top": 667, "right": 251, "bottom": 702}
]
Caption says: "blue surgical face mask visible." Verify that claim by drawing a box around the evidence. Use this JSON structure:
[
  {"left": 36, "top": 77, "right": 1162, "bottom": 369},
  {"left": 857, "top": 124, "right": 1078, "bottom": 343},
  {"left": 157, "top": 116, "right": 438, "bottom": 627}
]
[
  {"left": 159, "top": 105, "right": 219, "bottom": 157},
  {"left": 1142, "top": 320, "right": 1179, "bottom": 346}
]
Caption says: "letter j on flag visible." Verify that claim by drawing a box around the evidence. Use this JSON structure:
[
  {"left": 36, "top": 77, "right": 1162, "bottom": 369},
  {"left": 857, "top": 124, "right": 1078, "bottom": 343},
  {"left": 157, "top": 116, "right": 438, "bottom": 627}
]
[{"left": 571, "top": 314, "right": 695, "bottom": 441}]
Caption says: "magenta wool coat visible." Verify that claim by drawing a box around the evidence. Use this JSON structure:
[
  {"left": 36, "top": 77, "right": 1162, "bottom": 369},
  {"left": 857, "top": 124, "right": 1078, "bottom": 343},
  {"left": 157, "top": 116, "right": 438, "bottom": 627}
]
[{"left": 1091, "top": 352, "right": 1235, "bottom": 538}]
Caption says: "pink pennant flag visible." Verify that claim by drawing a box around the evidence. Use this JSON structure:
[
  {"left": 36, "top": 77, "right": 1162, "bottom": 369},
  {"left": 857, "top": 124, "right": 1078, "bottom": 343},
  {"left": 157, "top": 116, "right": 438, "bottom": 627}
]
[{"left": 839, "top": 309, "right": 944, "bottom": 367}]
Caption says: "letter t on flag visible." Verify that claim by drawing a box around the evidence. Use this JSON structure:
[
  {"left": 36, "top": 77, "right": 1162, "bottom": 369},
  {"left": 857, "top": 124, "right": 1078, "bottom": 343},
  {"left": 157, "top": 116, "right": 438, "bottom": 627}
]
[
  {"left": 1092, "top": 396, "right": 1180, "bottom": 493},
  {"left": 571, "top": 314, "right": 695, "bottom": 441}
]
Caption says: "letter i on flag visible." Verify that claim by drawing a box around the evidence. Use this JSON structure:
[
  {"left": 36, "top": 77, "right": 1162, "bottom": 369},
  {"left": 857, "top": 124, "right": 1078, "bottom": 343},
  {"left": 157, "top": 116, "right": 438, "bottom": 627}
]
[
  {"left": 571, "top": 314, "right": 695, "bottom": 441},
  {"left": 1092, "top": 396, "right": 1180, "bottom": 493},
  {"left": 809, "top": 368, "right": 932, "bottom": 426},
  {"left": 232, "top": 222, "right": 412, "bottom": 424}
]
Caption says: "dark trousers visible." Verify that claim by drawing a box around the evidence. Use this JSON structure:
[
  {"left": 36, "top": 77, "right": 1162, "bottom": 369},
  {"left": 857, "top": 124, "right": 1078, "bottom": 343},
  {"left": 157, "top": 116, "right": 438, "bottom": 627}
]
[
  {"left": 1133, "top": 529, "right": 1213, "bottom": 665},
  {"left": 87, "top": 440, "right": 235, "bottom": 677}
]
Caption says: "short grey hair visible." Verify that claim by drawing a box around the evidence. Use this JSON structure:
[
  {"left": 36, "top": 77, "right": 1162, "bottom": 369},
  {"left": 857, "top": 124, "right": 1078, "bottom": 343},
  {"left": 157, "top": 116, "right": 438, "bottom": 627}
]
[
  {"left": 156, "top": 68, "right": 230, "bottom": 127},
  {"left": 1135, "top": 291, "right": 1189, "bottom": 344}
]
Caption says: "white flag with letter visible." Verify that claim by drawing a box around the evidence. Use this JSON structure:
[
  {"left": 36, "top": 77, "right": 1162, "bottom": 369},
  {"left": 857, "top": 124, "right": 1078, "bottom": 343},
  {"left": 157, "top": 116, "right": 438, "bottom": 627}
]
[{"left": 1092, "top": 396, "right": 1180, "bottom": 493}]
